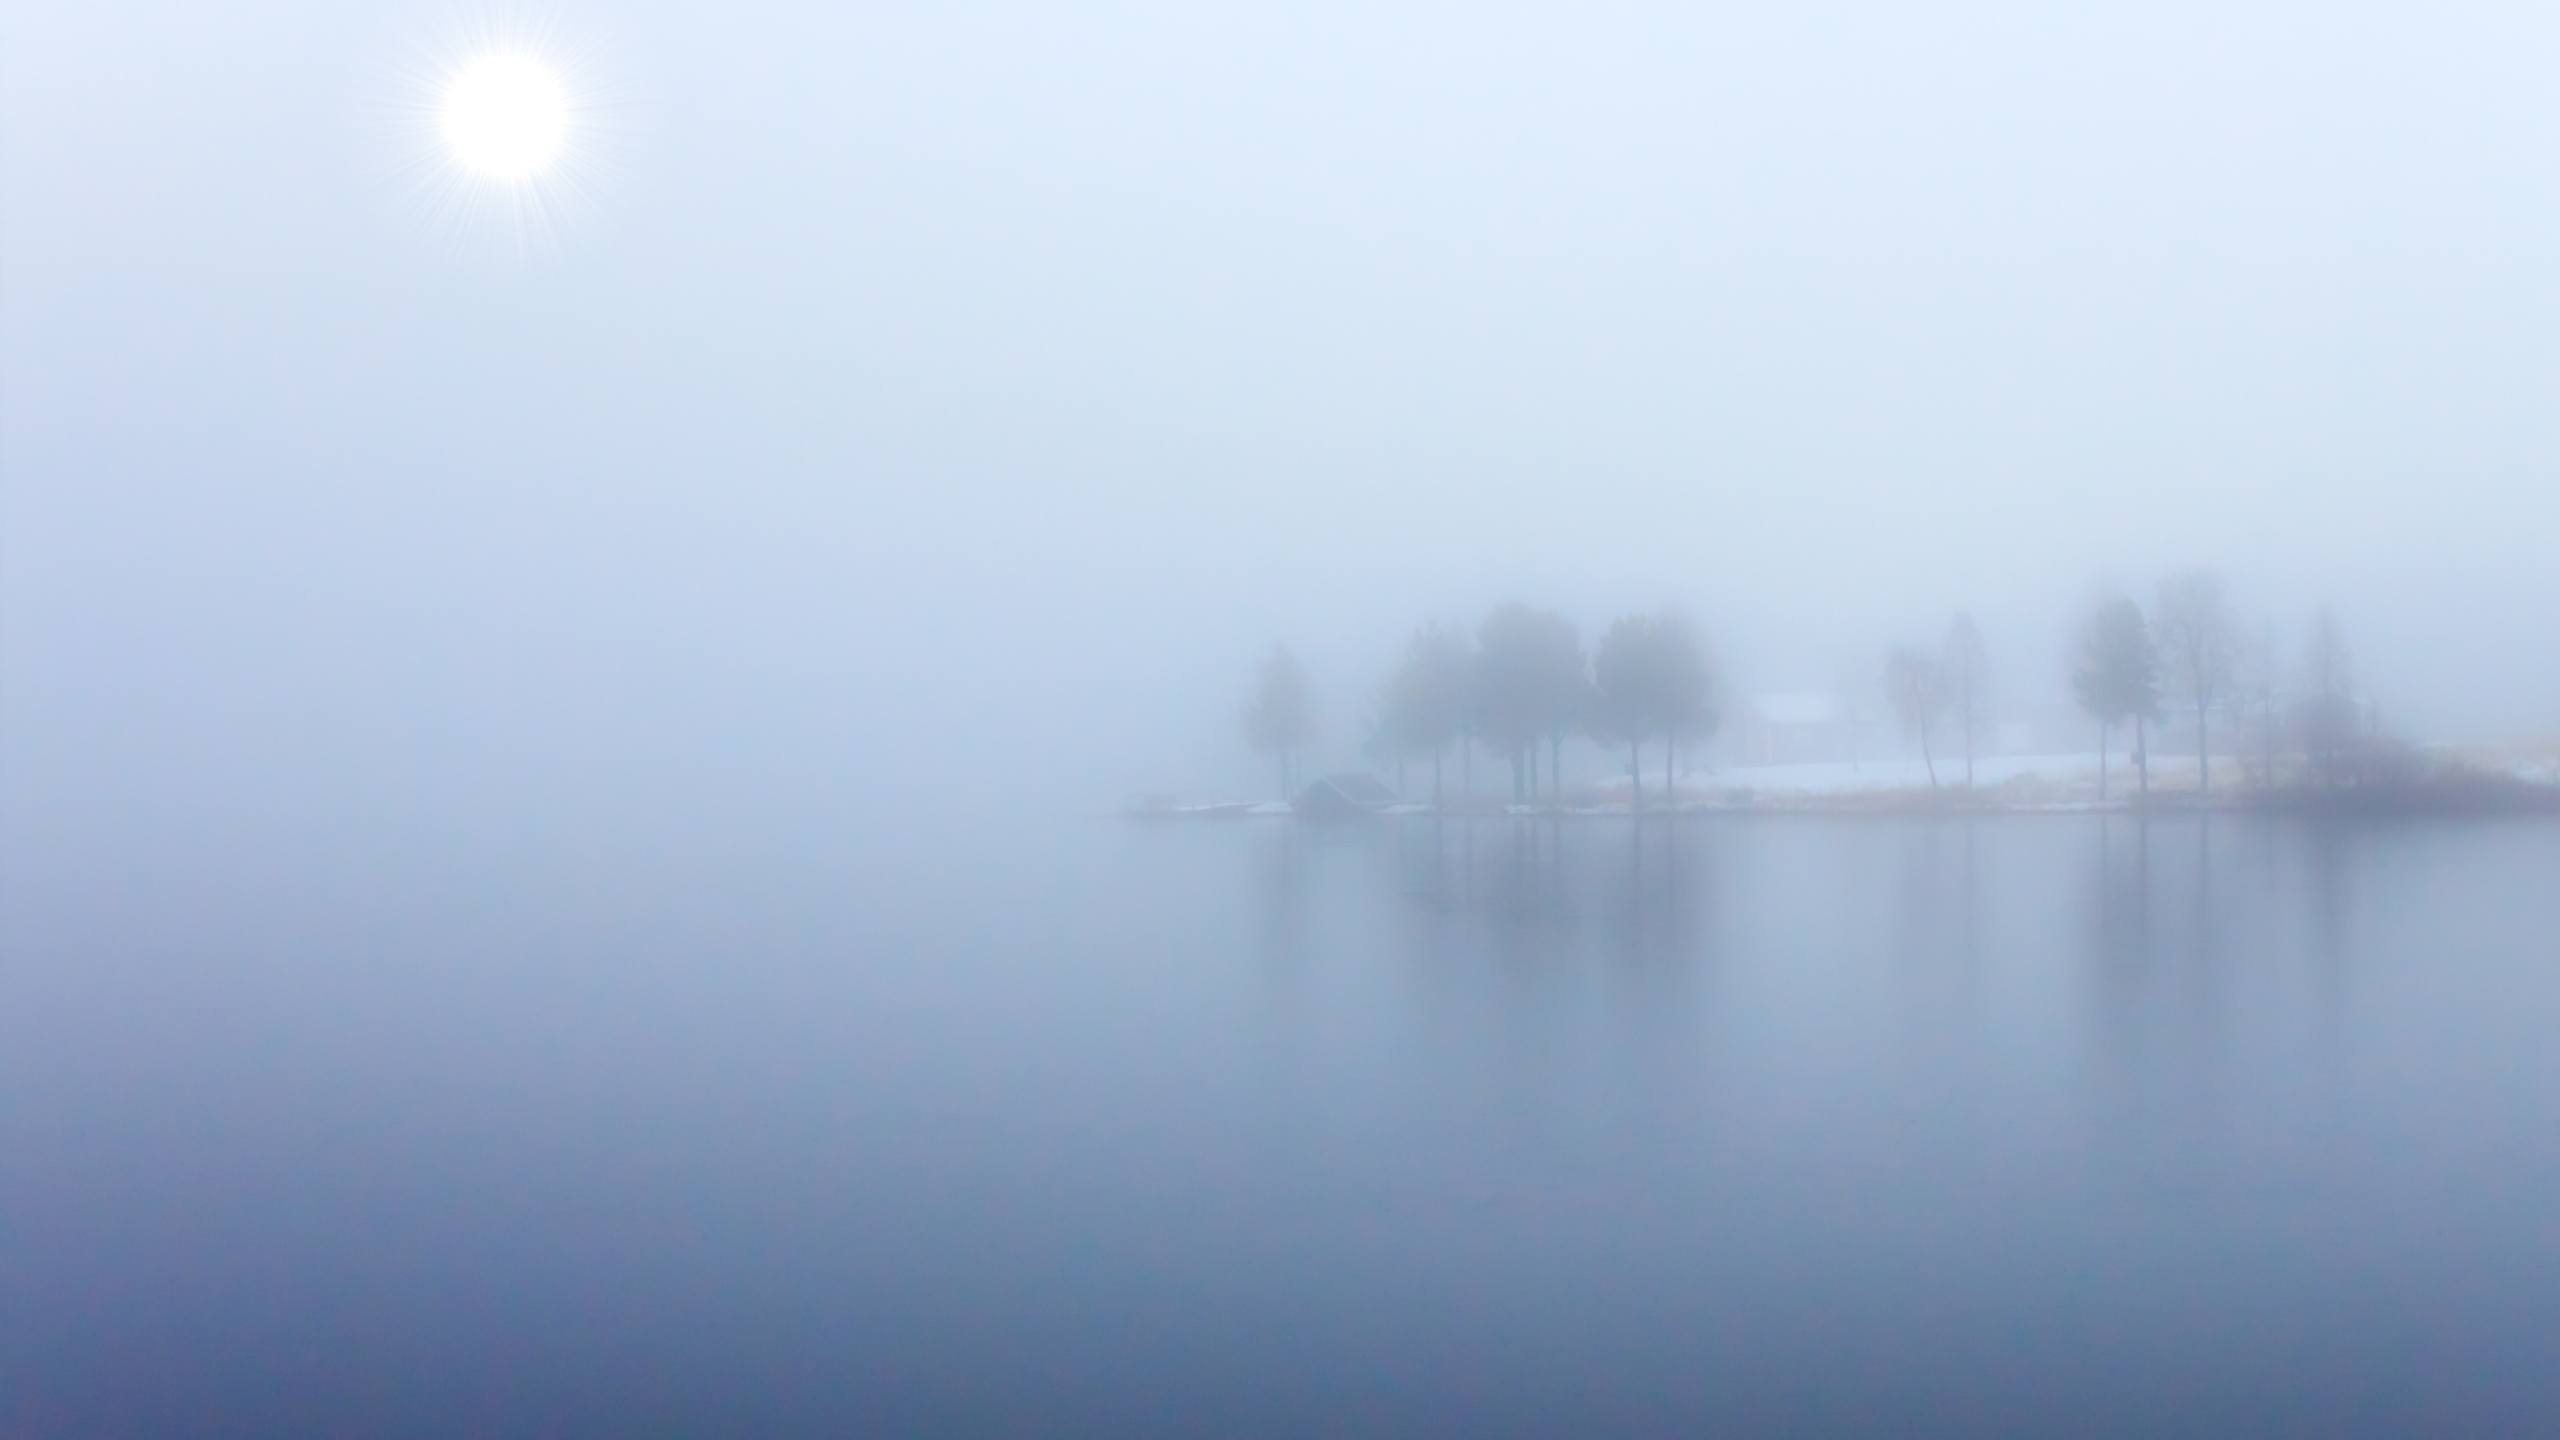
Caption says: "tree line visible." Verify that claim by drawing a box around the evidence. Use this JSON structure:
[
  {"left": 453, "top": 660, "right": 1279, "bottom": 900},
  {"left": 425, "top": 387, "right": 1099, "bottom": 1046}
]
[
  {"left": 1245, "top": 570, "right": 2368, "bottom": 806},
  {"left": 2055, "top": 572, "right": 2364, "bottom": 800},
  {"left": 1244, "top": 605, "right": 1714, "bottom": 810}
]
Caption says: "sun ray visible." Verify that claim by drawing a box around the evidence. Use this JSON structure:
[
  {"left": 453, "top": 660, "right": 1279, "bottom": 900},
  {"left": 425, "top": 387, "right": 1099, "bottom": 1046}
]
[{"left": 370, "top": 7, "right": 624, "bottom": 259}]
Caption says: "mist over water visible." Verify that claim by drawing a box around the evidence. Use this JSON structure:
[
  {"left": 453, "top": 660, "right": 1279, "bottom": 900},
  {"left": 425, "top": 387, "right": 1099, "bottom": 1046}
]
[
  {"left": 10, "top": 0, "right": 2560, "bottom": 1433},
  {"left": 10, "top": 814, "right": 2560, "bottom": 1434}
]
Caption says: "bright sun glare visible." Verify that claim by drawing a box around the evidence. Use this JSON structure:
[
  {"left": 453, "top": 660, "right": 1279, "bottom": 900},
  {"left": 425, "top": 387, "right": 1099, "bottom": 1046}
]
[{"left": 441, "top": 55, "right": 566, "bottom": 180}]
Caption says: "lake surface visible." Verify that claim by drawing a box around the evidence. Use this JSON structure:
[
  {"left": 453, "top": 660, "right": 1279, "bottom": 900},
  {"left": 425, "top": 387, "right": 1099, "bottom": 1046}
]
[{"left": 8, "top": 813, "right": 2560, "bottom": 1435}]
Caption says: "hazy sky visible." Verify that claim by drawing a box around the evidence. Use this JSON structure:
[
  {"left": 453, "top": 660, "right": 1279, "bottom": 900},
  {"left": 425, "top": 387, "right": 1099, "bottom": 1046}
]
[{"left": 6, "top": 0, "right": 2557, "bottom": 822}]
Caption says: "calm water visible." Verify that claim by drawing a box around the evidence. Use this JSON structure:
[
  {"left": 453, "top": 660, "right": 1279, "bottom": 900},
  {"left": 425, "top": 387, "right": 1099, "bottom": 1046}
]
[{"left": 8, "top": 813, "right": 2560, "bottom": 1435}]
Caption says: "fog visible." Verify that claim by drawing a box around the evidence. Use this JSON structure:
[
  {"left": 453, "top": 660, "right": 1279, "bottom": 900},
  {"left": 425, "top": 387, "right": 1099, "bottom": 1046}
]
[
  {"left": 14, "top": 4, "right": 2560, "bottom": 1433},
  {"left": 7, "top": 0, "right": 2558, "bottom": 839}
]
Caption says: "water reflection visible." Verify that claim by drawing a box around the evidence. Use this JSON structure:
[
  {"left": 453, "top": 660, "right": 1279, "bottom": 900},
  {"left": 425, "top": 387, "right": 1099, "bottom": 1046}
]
[
  {"left": 2306, "top": 821, "right": 2353, "bottom": 1019},
  {"left": 13, "top": 811, "right": 2560, "bottom": 1435},
  {"left": 1356, "top": 813, "right": 2398, "bottom": 1051},
  {"left": 1253, "top": 820, "right": 1306, "bottom": 972},
  {"left": 1390, "top": 815, "right": 1715, "bottom": 954},
  {"left": 1353, "top": 810, "right": 2405, "bottom": 1120}
]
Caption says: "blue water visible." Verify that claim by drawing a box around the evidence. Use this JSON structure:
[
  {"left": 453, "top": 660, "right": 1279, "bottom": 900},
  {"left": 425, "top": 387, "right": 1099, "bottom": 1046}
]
[{"left": 8, "top": 814, "right": 2559, "bottom": 1435}]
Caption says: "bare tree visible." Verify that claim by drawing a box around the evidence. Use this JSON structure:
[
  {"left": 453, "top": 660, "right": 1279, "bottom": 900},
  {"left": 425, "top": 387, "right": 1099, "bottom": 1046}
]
[
  {"left": 1941, "top": 613, "right": 1988, "bottom": 788},
  {"left": 2304, "top": 606, "right": 2352, "bottom": 698},
  {"left": 1885, "top": 644, "right": 1945, "bottom": 788},
  {"left": 2299, "top": 606, "right": 2357, "bottom": 783},
  {"left": 2071, "top": 595, "right": 2161, "bottom": 801},
  {"left": 1242, "top": 644, "right": 1316, "bottom": 802},
  {"left": 2154, "top": 568, "right": 2241, "bottom": 793},
  {"left": 2228, "top": 617, "right": 2280, "bottom": 788}
]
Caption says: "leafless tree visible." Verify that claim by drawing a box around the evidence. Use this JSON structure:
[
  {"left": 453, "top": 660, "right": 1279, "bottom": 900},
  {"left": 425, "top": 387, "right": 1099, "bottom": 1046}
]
[
  {"left": 1941, "top": 612, "right": 1988, "bottom": 788},
  {"left": 2299, "top": 607, "right": 2357, "bottom": 783},
  {"left": 2154, "top": 568, "right": 2241, "bottom": 793},
  {"left": 1885, "top": 644, "right": 1946, "bottom": 788},
  {"left": 2227, "top": 617, "right": 2280, "bottom": 788}
]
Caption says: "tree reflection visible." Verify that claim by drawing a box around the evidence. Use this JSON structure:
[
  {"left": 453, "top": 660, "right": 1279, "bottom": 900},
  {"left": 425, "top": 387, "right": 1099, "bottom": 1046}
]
[{"left": 2306, "top": 820, "right": 2352, "bottom": 1023}]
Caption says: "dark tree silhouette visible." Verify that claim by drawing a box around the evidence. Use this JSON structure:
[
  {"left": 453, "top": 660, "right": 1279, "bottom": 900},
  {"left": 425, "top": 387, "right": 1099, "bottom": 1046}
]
[
  {"left": 2155, "top": 567, "right": 2240, "bottom": 793},
  {"left": 2071, "top": 595, "right": 2161, "bottom": 801},
  {"left": 1527, "top": 609, "right": 1588, "bottom": 805},
  {"left": 1473, "top": 604, "right": 1586, "bottom": 805},
  {"left": 2299, "top": 606, "right": 2358, "bottom": 783},
  {"left": 1592, "top": 615, "right": 1659, "bottom": 809},
  {"left": 1885, "top": 643, "right": 1945, "bottom": 788},
  {"left": 1942, "top": 612, "right": 1988, "bottom": 788},
  {"left": 2230, "top": 617, "right": 2280, "bottom": 788},
  {"left": 1360, "top": 697, "right": 1402, "bottom": 795},
  {"left": 1380, "top": 621, "right": 1473, "bottom": 807},
  {"left": 1653, "top": 612, "right": 1716, "bottom": 797},
  {"left": 1242, "top": 644, "right": 1316, "bottom": 802},
  {"left": 1593, "top": 610, "right": 1714, "bottom": 809},
  {"left": 1475, "top": 604, "right": 1547, "bottom": 804}
]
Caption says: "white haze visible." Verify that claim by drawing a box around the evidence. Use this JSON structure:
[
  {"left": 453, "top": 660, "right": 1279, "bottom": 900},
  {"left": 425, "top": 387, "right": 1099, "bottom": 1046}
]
[{"left": 6, "top": 0, "right": 2558, "bottom": 843}]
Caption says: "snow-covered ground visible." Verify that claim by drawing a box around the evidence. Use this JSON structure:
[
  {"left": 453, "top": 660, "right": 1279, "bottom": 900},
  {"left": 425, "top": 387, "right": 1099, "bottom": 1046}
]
[
  {"left": 1712, "top": 752, "right": 2101, "bottom": 795},
  {"left": 1597, "top": 751, "right": 2120, "bottom": 797},
  {"left": 1135, "top": 741, "right": 2560, "bottom": 818},
  {"left": 1610, "top": 744, "right": 2560, "bottom": 801}
]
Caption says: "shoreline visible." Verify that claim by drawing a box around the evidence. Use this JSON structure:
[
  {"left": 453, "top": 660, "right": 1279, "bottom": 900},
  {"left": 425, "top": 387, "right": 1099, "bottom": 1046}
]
[{"left": 1128, "top": 776, "right": 2560, "bottom": 821}]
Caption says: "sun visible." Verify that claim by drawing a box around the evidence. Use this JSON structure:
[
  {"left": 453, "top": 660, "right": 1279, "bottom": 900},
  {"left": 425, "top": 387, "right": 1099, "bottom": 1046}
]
[
  {"left": 440, "top": 54, "right": 567, "bottom": 180},
  {"left": 379, "top": 20, "right": 619, "bottom": 253}
]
